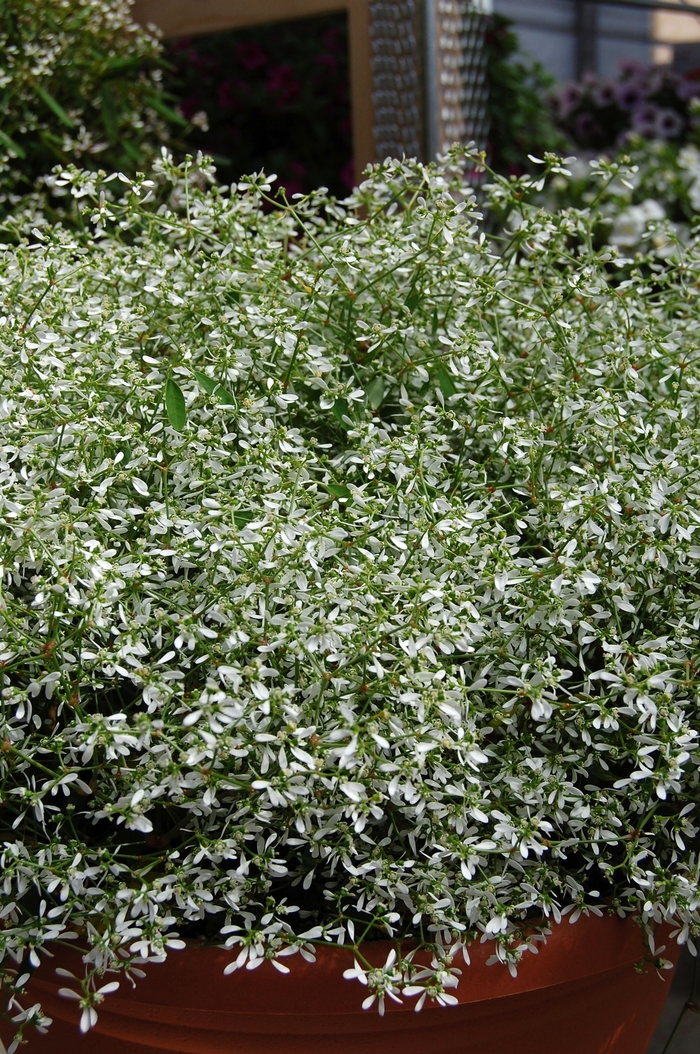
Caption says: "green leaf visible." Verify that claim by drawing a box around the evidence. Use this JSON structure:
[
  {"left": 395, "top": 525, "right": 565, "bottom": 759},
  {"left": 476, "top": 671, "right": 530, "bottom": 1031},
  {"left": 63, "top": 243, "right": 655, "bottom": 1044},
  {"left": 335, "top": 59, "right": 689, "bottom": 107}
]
[
  {"left": 192, "top": 370, "right": 219, "bottom": 396},
  {"left": 144, "top": 91, "right": 189, "bottom": 128},
  {"left": 100, "top": 84, "right": 119, "bottom": 144},
  {"left": 33, "top": 83, "right": 74, "bottom": 128},
  {"left": 0, "top": 129, "right": 26, "bottom": 159},
  {"left": 365, "top": 376, "right": 384, "bottom": 410},
  {"left": 192, "top": 369, "right": 237, "bottom": 406},
  {"left": 325, "top": 483, "right": 351, "bottom": 500},
  {"left": 216, "top": 385, "right": 237, "bottom": 407},
  {"left": 405, "top": 289, "right": 421, "bottom": 312},
  {"left": 121, "top": 140, "right": 145, "bottom": 164},
  {"left": 436, "top": 367, "right": 457, "bottom": 398},
  {"left": 233, "top": 510, "right": 256, "bottom": 529},
  {"left": 101, "top": 55, "right": 143, "bottom": 77},
  {"left": 165, "top": 378, "right": 187, "bottom": 431},
  {"left": 38, "top": 129, "right": 65, "bottom": 147},
  {"left": 332, "top": 397, "right": 350, "bottom": 427}
]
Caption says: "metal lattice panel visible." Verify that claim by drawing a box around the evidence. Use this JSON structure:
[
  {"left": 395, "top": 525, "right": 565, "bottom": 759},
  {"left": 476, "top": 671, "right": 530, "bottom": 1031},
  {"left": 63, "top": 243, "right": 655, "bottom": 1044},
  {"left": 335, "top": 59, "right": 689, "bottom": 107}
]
[
  {"left": 434, "top": 0, "right": 489, "bottom": 155},
  {"left": 369, "top": 0, "right": 489, "bottom": 164},
  {"left": 132, "top": 0, "right": 490, "bottom": 175},
  {"left": 369, "top": 1, "right": 424, "bottom": 162}
]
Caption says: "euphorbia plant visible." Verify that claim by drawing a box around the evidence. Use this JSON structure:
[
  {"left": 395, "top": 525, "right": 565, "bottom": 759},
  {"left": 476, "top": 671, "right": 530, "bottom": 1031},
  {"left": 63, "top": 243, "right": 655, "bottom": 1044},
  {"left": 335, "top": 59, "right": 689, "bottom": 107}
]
[{"left": 1, "top": 148, "right": 700, "bottom": 1046}]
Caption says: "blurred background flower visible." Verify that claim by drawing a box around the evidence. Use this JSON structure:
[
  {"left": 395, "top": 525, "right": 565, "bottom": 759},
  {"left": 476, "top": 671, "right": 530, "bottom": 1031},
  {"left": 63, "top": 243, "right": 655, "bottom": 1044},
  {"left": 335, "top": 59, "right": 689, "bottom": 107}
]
[{"left": 554, "top": 63, "right": 695, "bottom": 150}]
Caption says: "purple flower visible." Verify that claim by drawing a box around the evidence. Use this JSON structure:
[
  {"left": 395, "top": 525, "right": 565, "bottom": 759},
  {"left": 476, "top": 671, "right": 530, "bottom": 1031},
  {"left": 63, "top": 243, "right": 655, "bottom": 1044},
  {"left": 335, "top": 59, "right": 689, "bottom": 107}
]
[
  {"left": 316, "top": 54, "right": 339, "bottom": 73},
  {"left": 655, "top": 107, "right": 684, "bottom": 139},
  {"left": 321, "top": 26, "right": 344, "bottom": 52},
  {"left": 615, "top": 80, "right": 647, "bottom": 111},
  {"left": 557, "top": 83, "right": 584, "bottom": 118},
  {"left": 181, "top": 49, "right": 216, "bottom": 74},
  {"left": 592, "top": 80, "right": 617, "bottom": 108},
  {"left": 217, "top": 80, "right": 236, "bottom": 110},
  {"left": 647, "top": 68, "right": 681, "bottom": 97},
  {"left": 631, "top": 103, "right": 661, "bottom": 137},
  {"left": 574, "top": 112, "right": 601, "bottom": 143},
  {"left": 618, "top": 59, "right": 647, "bottom": 79},
  {"left": 678, "top": 77, "right": 700, "bottom": 102},
  {"left": 178, "top": 93, "right": 201, "bottom": 121}
]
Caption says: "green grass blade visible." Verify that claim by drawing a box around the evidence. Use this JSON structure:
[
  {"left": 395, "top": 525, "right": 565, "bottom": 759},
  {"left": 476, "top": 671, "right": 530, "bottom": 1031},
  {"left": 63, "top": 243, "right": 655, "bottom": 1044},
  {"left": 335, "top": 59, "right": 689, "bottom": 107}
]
[
  {"left": 0, "top": 129, "right": 26, "bottom": 159},
  {"left": 33, "top": 83, "right": 74, "bottom": 128}
]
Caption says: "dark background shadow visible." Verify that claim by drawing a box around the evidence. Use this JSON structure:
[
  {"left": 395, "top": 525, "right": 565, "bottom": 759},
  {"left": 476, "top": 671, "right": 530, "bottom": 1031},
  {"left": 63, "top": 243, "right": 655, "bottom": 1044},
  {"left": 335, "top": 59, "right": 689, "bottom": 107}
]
[
  {"left": 163, "top": 14, "right": 353, "bottom": 199},
  {"left": 647, "top": 948, "right": 700, "bottom": 1053}
]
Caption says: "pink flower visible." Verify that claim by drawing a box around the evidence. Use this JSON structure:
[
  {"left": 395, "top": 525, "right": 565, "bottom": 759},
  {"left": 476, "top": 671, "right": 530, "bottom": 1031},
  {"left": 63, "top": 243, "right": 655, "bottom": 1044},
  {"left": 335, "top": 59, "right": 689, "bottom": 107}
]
[
  {"left": 321, "top": 27, "right": 343, "bottom": 52},
  {"left": 340, "top": 159, "right": 355, "bottom": 192},
  {"left": 316, "top": 54, "right": 339, "bottom": 72},
  {"left": 237, "top": 42, "right": 267, "bottom": 72},
  {"left": 266, "top": 64, "right": 302, "bottom": 104},
  {"left": 217, "top": 80, "right": 236, "bottom": 110}
]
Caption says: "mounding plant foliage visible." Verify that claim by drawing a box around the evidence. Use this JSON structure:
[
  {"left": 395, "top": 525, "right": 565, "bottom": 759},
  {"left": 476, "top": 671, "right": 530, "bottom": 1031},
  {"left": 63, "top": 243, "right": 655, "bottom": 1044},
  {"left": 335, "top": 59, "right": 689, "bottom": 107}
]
[{"left": 1, "top": 149, "right": 700, "bottom": 1044}]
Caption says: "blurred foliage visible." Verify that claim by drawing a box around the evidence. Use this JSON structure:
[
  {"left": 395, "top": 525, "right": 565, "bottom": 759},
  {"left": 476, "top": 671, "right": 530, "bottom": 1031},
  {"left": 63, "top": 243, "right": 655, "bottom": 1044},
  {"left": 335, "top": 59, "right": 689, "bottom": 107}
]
[
  {"left": 163, "top": 14, "right": 353, "bottom": 198},
  {"left": 0, "top": 0, "right": 186, "bottom": 210},
  {"left": 485, "top": 14, "right": 567, "bottom": 175}
]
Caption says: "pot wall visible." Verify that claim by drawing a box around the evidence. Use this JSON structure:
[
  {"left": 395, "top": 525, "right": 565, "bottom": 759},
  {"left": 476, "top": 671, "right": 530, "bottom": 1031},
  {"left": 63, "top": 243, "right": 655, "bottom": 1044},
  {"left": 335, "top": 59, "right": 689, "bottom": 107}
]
[{"left": 1, "top": 912, "right": 680, "bottom": 1054}]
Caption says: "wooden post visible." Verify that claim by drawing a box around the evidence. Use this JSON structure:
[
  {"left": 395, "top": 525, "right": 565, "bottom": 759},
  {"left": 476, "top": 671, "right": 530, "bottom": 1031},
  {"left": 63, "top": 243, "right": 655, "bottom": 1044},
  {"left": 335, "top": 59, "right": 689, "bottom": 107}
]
[
  {"left": 347, "top": 0, "right": 374, "bottom": 184},
  {"left": 132, "top": 0, "right": 375, "bottom": 184}
]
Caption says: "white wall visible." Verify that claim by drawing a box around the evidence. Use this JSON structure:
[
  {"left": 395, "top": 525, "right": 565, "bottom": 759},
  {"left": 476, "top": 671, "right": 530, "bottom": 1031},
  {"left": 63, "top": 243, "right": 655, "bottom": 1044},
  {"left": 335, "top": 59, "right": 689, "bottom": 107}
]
[{"left": 493, "top": 0, "right": 651, "bottom": 82}]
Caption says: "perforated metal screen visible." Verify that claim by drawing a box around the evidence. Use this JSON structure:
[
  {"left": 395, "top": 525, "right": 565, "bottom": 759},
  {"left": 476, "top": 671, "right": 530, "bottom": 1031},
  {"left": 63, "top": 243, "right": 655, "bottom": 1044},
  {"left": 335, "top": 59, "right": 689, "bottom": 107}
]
[{"left": 370, "top": 0, "right": 490, "bottom": 163}]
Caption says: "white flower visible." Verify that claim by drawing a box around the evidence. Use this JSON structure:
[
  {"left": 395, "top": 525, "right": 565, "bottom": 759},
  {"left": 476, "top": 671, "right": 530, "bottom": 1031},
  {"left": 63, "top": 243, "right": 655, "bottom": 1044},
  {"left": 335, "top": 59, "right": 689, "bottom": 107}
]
[
  {"left": 190, "top": 111, "right": 209, "bottom": 132},
  {"left": 610, "top": 199, "right": 665, "bottom": 248},
  {"left": 689, "top": 180, "right": 700, "bottom": 212},
  {"left": 678, "top": 144, "right": 700, "bottom": 176}
]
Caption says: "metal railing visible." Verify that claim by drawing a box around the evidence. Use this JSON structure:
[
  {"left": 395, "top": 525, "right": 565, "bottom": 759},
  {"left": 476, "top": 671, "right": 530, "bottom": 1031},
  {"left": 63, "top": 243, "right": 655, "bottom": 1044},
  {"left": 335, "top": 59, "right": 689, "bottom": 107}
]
[{"left": 584, "top": 0, "right": 700, "bottom": 10}]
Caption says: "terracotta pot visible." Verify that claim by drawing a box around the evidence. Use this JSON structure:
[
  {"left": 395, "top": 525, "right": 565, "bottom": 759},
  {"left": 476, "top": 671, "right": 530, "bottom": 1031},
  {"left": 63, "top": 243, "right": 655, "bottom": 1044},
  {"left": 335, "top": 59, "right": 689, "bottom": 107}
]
[{"left": 2, "top": 912, "right": 679, "bottom": 1054}]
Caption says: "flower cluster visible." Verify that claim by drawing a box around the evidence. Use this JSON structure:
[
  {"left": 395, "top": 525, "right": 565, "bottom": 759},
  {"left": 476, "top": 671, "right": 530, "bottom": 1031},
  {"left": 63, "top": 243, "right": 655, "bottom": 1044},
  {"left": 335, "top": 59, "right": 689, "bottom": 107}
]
[
  {"left": 555, "top": 61, "right": 700, "bottom": 151},
  {"left": 544, "top": 134, "right": 700, "bottom": 258},
  {"left": 1, "top": 148, "right": 700, "bottom": 1044}
]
